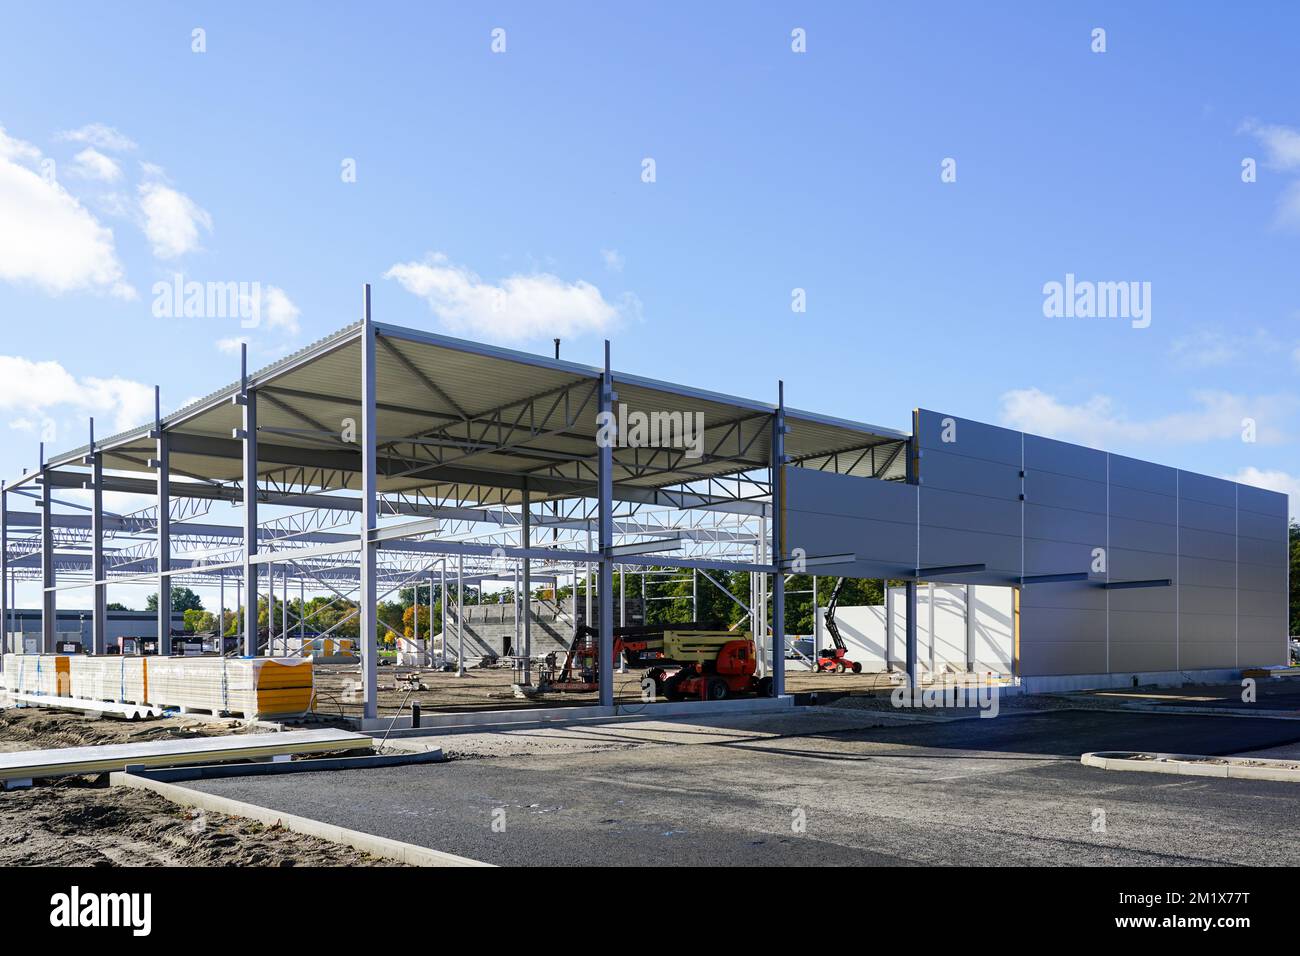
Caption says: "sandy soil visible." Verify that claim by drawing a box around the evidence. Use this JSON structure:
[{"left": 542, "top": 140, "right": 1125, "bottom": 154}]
[
  {"left": 0, "top": 706, "right": 400, "bottom": 867},
  {"left": 0, "top": 707, "right": 250, "bottom": 754},
  {"left": 0, "top": 778, "right": 400, "bottom": 866}
]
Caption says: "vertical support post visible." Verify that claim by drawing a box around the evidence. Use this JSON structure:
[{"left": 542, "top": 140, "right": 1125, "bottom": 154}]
[
  {"left": 691, "top": 568, "right": 697, "bottom": 622},
  {"left": 218, "top": 573, "right": 225, "bottom": 654},
  {"left": 153, "top": 387, "right": 171, "bottom": 655},
  {"left": 238, "top": 344, "right": 258, "bottom": 657},
  {"left": 431, "top": 574, "right": 441, "bottom": 665},
  {"left": 0, "top": 481, "right": 6, "bottom": 662},
  {"left": 40, "top": 448, "right": 55, "bottom": 653},
  {"left": 89, "top": 420, "right": 106, "bottom": 656},
  {"left": 438, "top": 563, "right": 446, "bottom": 666},
  {"left": 299, "top": 579, "right": 305, "bottom": 648},
  {"left": 267, "top": 561, "right": 274, "bottom": 652},
  {"left": 456, "top": 553, "right": 465, "bottom": 676},
  {"left": 521, "top": 486, "right": 531, "bottom": 684},
  {"left": 905, "top": 581, "right": 919, "bottom": 687},
  {"left": 770, "top": 381, "right": 787, "bottom": 697},
  {"left": 928, "top": 581, "right": 936, "bottom": 675},
  {"left": 512, "top": 564, "right": 519, "bottom": 657},
  {"left": 358, "top": 285, "right": 379, "bottom": 718},
  {"left": 617, "top": 563, "right": 627, "bottom": 674},
  {"left": 281, "top": 569, "right": 288, "bottom": 656},
  {"left": 597, "top": 341, "right": 615, "bottom": 707},
  {"left": 965, "top": 583, "right": 975, "bottom": 673},
  {"left": 905, "top": 431, "right": 919, "bottom": 687}
]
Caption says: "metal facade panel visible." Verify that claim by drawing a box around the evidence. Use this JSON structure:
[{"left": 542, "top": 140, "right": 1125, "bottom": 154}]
[
  {"left": 915, "top": 409, "right": 1021, "bottom": 464},
  {"left": 1237, "top": 483, "right": 1287, "bottom": 518},
  {"left": 1024, "top": 503, "right": 1107, "bottom": 547},
  {"left": 784, "top": 408, "right": 1286, "bottom": 679},
  {"left": 1108, "top": 454, "right": 1177, "bottom": 495},
  {"left": 784, "top": 469, "right": 917, "bottom": 578},
  {"left": 1178, "top": 471, "right": 1236, "bottom": 507},
  {"left": 1108, "top": 485, "right": 1178, "bottom": 525},
  {"left": 919, "top": 448, "right": 1021, "bottom": 498},
  {"left": 1024, "top": 434, "right": 1107, "bottom": 482},
  {"left": 1024, "top": 470, "right": 1107, "bottom": 513}
]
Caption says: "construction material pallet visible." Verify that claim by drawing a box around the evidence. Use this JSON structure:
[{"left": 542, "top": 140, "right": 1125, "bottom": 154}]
[{"left": 2, "top": 654, "right": 315, "bottom": 719}]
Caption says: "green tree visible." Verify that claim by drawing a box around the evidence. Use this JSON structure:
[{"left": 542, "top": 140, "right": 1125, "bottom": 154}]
[
  {"left": 183, "top": 608, "right": 215, "bottom": 633},
  {"left": 106, "top": 602, "right": 129, "bottom": 611},
  {"left": 146, "top": 587, "right": 203, "bottom": 613}
]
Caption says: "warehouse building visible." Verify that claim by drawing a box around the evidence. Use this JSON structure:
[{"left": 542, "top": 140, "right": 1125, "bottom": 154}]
[{"left": 0, "top": 286, "right": 1288, "bottom": 721}]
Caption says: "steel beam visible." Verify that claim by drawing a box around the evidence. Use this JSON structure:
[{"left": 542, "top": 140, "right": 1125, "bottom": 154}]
[
  {"left": 597, "top": 341, "right": 614, "bottom": 707},
  {"left": 238, "top": 344, "right": 259, "bottom": 656},
  {"left": 770, "top": 383, "right": 786, "bottom": 697},
  {"left": 88, "top": 422, "right": 106, "bottom": 655},
  {"left": 0, "top": 482, "right": 7, "bottom": 661},
  {"left": 40, "top": 465, "right": 55, "bottom": 652},
  {"left": 905, "top": 580, "right": 918, "bottom": 687},
  {"left": 153, "top": 394, "right": 172, "bottom": 655},
  {"left": 521, "top": 485, "right": 532, "bottom": 684},
  {"left": 359, "top": 285, "right": 379, "bottom": 718}
]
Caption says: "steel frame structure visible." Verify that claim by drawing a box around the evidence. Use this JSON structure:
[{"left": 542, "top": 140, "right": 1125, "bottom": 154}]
[{"left": 0, "top": 286, "right": 911, "bottom": 718}]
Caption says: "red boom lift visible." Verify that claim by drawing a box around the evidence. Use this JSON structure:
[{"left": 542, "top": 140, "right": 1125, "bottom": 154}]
[
  {"left": 540, "top": 622, "right": 772, "bottom": 701},
  {"left": 816, "top": 577, "right": 863, "bottom": 673}
]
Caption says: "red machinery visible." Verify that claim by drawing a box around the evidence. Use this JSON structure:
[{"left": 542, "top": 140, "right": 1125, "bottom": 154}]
[
  {"left": 541, "top": 622, "right": 772, "bottom": 701},
  {"left": 816, "top": 577, "right": 863, "bottom": 673}
]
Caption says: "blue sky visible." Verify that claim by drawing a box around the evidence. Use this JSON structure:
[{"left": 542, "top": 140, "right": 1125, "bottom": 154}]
[{"left": 0, "top": 0, "right": 1297, "bottom": 528}]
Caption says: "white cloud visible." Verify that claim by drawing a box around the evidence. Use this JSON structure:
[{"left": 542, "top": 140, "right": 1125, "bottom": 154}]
[
  {"left": 601, "top": 248, "right": 625, "bottom": 273},
  {"left": 1224, "top": 467, "right": 1299, "bottom": 518},
  {"left": 1169, "top": 328, "right": 1278, "bottom": 368},
  {"left": 0, "top": 126, "right": 134, "bottom": 299},
  {"left": 385, "top": 253, "right": 623, "bottom": 342},
  {"left": 0, "top": 355, "right": 153, "bottom": 434},
  {"left": 1275, "top": 179, "right": 1300, "bottom": 230},
  {"left": 998, "top": 387, "right": 1294, "bottom": 447},
  {"left": 262, "top": 286, "right": 300, "bottom": 334},
  {"left": 1239, "top": 119, "right": 1300, "bottom": 171},
  {"left": 216, "top": 336, "right": 250, "bottom": 355},
  {"left": 138, "top": 180, "right": 211, "bottom": 259},
  {"left": 70, "top": 147, "right": 122, "bottom": 182},
  {"left": 56, "top": 123, "right": 137, "bottom": 153}
]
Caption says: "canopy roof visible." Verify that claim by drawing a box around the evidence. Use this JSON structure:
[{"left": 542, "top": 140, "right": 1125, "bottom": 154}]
[{"left": 34, "top": 321, "right": 909, "bottom": 500}]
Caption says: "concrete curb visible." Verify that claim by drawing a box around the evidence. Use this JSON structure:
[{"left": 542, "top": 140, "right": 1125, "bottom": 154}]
[
  {"left": 111, "top": 771, "right": 489, "bottom": 866},
  {"left": 1119, "top": 703, "right": 1300, "bottom": 720},
  {"left": 361, "top": 694, "right": 795, "bottom": 737},
  {"left": 1081, "top": 750, "right": 1300, "bottom": 783},
  {"left": 122, "top": 747, "right": 445, "bottom": 783}
]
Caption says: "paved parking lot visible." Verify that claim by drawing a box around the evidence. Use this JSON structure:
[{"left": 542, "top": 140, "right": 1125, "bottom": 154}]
[{"left": 185, "top": 706, "right": 1300, "bottom": 866}]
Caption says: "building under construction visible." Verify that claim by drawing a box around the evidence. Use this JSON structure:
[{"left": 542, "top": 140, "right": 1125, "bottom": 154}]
[{"left": 0, "top": 286, "right": 1289, "bottom": 725}]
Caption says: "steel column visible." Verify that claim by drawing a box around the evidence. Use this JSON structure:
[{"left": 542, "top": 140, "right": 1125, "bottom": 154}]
[
  {"left": 597, "top": 341, "right": 615, "bottom": 707},
  {"left": 905, "top": 580, "right": 919, "bottom": 686},
  {"left": 239, "top": 345, "right": 259, "bottom": 657},
  {"left": 521, "top": 486, "right": 531, "bottom": 684},
  {"left": 40, "top": 462, "right": 55, "bottom": 652},
  {"left": 456, "top": 553, "right": 465, "bottom": 675},
  {"left": 770, "top": 382, "right": 786, "bottom": 697},
  {"left": 359, "top": 285, "right": 379, "bottom": 718},
  {"left": 154, "top": 423, "right": 171, "bottom": 655},
  {"left": 0, "top": 482, "right": 6, "bottom": 661},
  {"left": 89, "top": 422, "right": 106, "bottom": 656}
]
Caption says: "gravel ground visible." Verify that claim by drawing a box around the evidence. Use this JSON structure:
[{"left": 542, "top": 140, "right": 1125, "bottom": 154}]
[
  {"left": 0, "top": 706, "right": 251, "bottom": 754},
  {"left": 0, "top": 778, "right": 400, "bottom": 866},
  {"left": 0, "top": 705, "right": 401, "bottom": 867}
]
